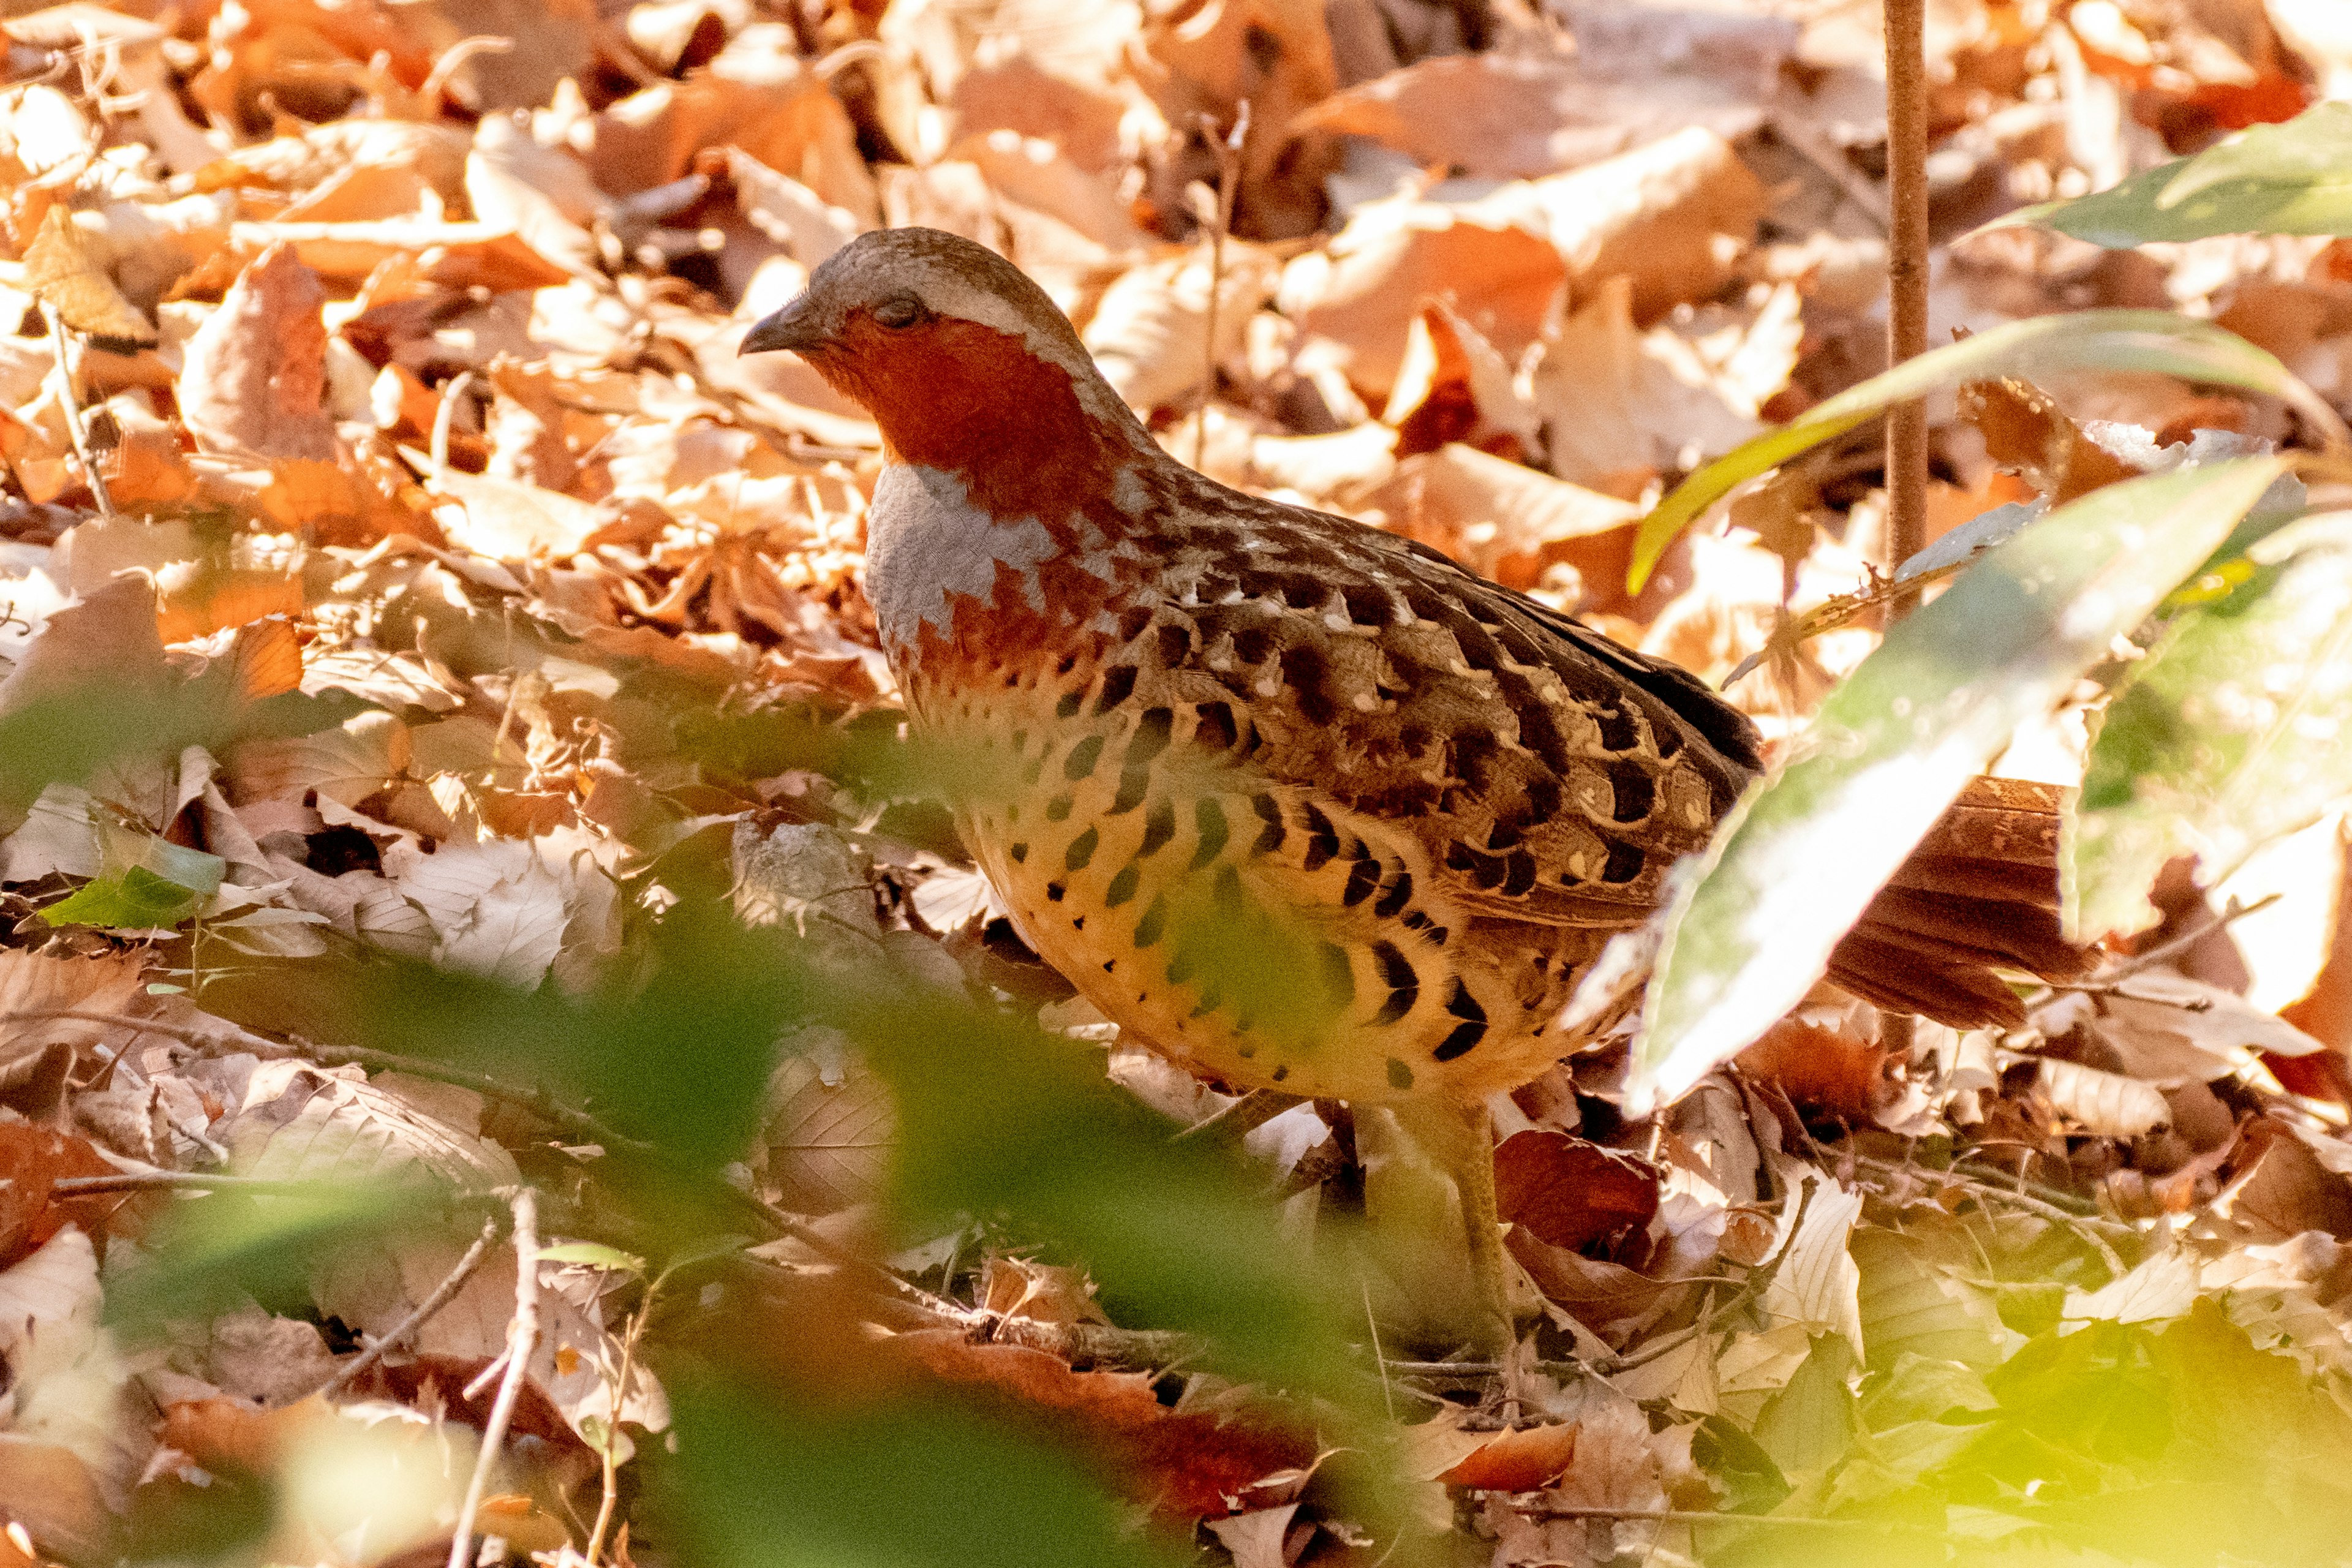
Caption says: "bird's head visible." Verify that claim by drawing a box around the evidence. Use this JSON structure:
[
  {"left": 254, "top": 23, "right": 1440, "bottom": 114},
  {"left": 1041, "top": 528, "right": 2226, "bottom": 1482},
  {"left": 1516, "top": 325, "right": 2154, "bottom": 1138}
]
[{"left": 741, "top": 227, "right": 1155, "bottom": 509}]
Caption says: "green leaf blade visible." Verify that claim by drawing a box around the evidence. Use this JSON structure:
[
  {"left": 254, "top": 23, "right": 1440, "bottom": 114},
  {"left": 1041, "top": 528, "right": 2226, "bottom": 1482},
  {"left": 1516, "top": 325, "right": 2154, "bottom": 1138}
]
[
  {"left": 1994, "top": 101, "right": 2352, "bottom": 246},
  {"left": 1626, "top": 311, "right": 2343, "bottom": 590},
  {"left": 1628, "top": 457, "right": 2288, "bottom": 1110},
  {"left": 2075, "top": 511, "right": 2352, "bottom": 937}
]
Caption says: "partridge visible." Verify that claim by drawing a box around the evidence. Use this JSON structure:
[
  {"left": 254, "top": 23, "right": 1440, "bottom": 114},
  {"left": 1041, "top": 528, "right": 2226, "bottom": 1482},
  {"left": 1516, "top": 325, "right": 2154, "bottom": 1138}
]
[{"left": 744, "top": 227, "right": 2079, "bottom": 1338}]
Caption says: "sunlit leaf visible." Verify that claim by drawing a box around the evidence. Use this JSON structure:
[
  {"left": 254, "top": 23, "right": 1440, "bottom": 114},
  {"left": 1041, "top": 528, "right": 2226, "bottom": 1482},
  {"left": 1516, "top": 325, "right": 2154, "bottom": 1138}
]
[
  {"left": 2075, "top": 512, "right": 2352, "bottom": 938},
  {"left": 1627, "top": 314, "right": 2343, "bottom": 590},
  {"left": 1627, "top": 458, "right": 2287, "bottom": 1110},
  {"left": 537, "top": 1242, "right": 648, "bottom": 1275},
  {"left": 1991, "top": 101, "right": 2352, "bottom": 246},
  {"left": 40, "top": 866, "right": 200, "bottom": 930}
]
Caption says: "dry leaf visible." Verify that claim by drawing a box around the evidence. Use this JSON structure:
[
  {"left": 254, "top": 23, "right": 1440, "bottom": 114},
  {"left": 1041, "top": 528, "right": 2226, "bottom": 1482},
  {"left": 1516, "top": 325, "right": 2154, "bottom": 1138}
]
[
  {"left": 18, "top": 206, "right": 156, "bottom": 344},
  {"left": 178, "top": 243, "right": 337, "bottom": 462}
]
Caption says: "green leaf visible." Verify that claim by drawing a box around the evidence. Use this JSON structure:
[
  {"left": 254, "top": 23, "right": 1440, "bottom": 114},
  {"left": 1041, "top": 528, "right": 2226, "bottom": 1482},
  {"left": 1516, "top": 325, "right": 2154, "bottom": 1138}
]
[
  {"left": 1627, "top": 458, "right": 2286, "bottom": 1110},
  {"left": 1626, "top": 312, "right": 2343, "bottom": 590},
  {"left": 42, "top": 864, "right": 202, "bottom": 929},
  {"left": 2075, "top": 512, "right": 2352, "bottom": 938},
  {"left": 1991, "top": 101, "right": 2352, "bottom": 246},
  {"left": 536, "top": 1242, "right": 649, "bottom": 1275}
]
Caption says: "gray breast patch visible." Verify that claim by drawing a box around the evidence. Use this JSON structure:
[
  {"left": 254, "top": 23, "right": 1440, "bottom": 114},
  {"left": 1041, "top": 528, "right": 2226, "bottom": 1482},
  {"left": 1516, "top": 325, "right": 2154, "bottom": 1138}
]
[{"left": 864, "top": 464, "right": 1058, "bottom": 651}]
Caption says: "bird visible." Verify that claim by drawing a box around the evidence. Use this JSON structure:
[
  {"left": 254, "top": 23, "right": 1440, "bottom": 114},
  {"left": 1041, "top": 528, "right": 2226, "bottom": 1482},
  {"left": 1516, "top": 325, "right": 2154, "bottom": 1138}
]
[{"left": 742, "top": 226, "right": 2081, "bottom": 1347}]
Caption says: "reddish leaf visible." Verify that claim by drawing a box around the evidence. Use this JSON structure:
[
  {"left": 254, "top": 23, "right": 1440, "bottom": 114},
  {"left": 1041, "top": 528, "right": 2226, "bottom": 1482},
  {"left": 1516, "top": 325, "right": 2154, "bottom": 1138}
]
[
  {"left": 891, "top": 1331, "right": 1316, "bottom": 1520},
  {"left": 1492, "top": 1131, "right": 1658, "bottom": 1253},
  {"left": 0, "top": 1124, "right": 122, "bottom": 1267}
]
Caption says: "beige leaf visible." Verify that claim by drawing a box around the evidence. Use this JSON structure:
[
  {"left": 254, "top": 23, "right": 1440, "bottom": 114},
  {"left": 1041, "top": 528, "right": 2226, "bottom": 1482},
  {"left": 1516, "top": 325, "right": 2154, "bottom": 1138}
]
[
  {"left": 1082, "top": 244, "right": 1279, "bottom": 413},
  {"left": 1204, "top": 1506, "right": 1298, "bottom": 1568},
  {"left": 2035, "top": 1055, "right": 2173, "bottom": 1137},
  {"left": 1358, "top": 443, "right": 1638, "bottom": 593},
  {"left": 178, "top": 243, "right": 336, "bottom": 462},
  {"left": 1760, "top": 1171, "right": 1865, "bottom": 1360},
  {"left": 0, "top": 573, "right": 165, "bottom": 720},
  {"left": 1480, "top": 127, "right": 1766, "bottom": 320},
  {"left": 0, "top": 950, "right": 147, "bottom": 1070},
  {"left": 0, "top": 1227, "right": 137, "bottom": 1507},
  {"left": 464, "top": 116, "right": 600, "bottom": 278},
  {"left": 18, "top": 206, "right": 155, "bottom": 344},
  {"left": 224, "top": 711, "right": 410, "bottom": 810},
  {"left": 429, "top": 469, "right": 603, "bottom": 562},
  {"left": 221, "top": 1060, "right": 521, "bottom": 1191}
]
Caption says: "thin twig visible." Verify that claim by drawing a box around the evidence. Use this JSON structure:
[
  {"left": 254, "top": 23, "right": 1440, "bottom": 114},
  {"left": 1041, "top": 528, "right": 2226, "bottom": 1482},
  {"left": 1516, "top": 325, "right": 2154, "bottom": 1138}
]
[
  {"left": 587, "top": 1264, "right": 663, "bottom": 1565},
  {"left": 1173, "top": 1087, "right": 1300, "bottom": 1143},
  {"left": 448, "top": 1188, "right": 540, "bottom": 1568},
  {"left": 1849, "top": 1150, "right": 2132, "bottom": 1273},
  {"left": 44, "top": 306, "right": 114, "bottom": 519},
  {"left": 1189, "top": 102, "right": 1248, "bottom": 473},
  {"left": 2105, "top": 892, "right": 2283, "bottom": 982},
  {"left": 320, "top": 1215, "right": 503, "bottom": 1401}
]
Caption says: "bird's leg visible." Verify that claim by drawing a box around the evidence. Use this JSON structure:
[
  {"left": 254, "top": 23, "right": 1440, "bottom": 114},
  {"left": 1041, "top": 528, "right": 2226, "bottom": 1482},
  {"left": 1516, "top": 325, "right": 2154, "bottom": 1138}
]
[
  {"left": 1450, "top": 1101, "right": 1516, "bottom": 1360},
  {"left": 1391, "top": 1097, "right": 1518, "bottom": 1361}
]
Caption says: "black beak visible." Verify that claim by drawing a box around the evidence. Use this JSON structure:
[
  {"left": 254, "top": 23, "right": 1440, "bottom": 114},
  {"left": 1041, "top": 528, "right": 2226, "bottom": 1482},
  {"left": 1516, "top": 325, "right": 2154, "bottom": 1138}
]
[{"left": 740, "top": 295, "right": 824, "bottom": 356}]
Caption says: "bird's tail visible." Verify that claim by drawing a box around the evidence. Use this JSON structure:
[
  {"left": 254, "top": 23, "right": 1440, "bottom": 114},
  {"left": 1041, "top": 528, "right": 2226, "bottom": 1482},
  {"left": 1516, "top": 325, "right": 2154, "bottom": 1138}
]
[{"left": 1825, "top": 777, "right": 2091, "bottom": 1028}]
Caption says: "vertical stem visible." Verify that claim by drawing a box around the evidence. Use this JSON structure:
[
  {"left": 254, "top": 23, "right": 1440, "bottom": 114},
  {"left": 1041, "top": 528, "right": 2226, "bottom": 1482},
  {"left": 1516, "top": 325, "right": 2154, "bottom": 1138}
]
[
  {"left": 1881, "top": 0, "right": 1931, "bottom": 1064},
  {"left": 447, "top": 1189, "right": 541, "bottom": 1568},
  {"left": 1883, "top": 0, "right": 1930, "bottom": 617}
]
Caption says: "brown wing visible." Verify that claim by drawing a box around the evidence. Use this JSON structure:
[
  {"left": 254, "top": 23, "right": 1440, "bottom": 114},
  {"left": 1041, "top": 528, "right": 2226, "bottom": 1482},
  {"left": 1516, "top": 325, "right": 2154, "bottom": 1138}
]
[{"left": 1120, "top": 475, "right": 1763, "bottom": 929}]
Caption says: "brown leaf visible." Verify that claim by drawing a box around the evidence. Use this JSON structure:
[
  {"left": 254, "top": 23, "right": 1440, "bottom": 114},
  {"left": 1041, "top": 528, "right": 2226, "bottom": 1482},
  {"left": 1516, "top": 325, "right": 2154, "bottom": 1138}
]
[
  {"left": 178, "top": 243, "right": 337, "bottom": 463},
  {"left": 1736, "top": 1017, "right": 1894, "bottom": 1126},
  {"left": 0, "top": 1125, "right": 118, "bottom": 1268},
  {"left": 1493, "top": 1131, "right": 1659, "bottom": 1253},
  {"left": 1438, "top": 1420, "right": 1582, "bottom": 1491},
  {"left": 1958, "top": 377, "right": 2138, "bottom": 505}
]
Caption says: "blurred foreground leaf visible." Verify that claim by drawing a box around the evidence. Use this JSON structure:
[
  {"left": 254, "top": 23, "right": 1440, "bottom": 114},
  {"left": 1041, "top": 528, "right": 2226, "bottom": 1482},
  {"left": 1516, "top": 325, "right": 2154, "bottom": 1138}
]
[
  {"left": 2075, "top": 511, "right": 2352, "bottom": 937},
  {"left": 845, "top": 989, "right": 1345, "bottom": 1389},
  {"left": 108, "top": 1179, "right": 447, "bottom": 1331},
  {"left": 1627, "top": 458, "right": 2286, "bottom": 1110},
  {"left": 654, "top": 1383, "right": 1180, "bottom": 1568},
  {"left": 1992, "top": 101, "right": 2352, "bottom": 246},
  {"left": 1628, "top": 314, "right": 2343, "bottom": 589}
]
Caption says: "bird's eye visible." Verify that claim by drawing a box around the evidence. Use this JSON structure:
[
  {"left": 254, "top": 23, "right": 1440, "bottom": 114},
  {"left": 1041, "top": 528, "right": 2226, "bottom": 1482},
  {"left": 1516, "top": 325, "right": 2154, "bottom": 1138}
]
[{"left": 873, "top": 295, "right": 926, "bottom": 330}]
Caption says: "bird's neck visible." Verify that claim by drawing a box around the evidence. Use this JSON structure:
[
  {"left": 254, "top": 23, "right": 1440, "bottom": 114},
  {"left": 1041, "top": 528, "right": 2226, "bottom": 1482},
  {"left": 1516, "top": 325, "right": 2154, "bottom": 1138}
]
[{"left": 832, "top": 317, "right": 1160, "bottom": 522}]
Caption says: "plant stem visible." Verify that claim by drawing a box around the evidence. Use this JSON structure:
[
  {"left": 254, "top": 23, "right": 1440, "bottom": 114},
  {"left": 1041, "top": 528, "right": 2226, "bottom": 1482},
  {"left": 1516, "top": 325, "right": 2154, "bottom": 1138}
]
[
  {"left": 1880, "top": 0, "right": 1932, "bottom": 1066},
  {"left": 1883, "top": 0, "right": 1930, "bottom": 614},
  {"left": 447, "top": 1188, "right": 540, "bottom": 1568}
]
